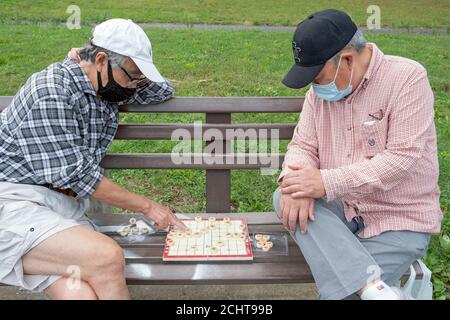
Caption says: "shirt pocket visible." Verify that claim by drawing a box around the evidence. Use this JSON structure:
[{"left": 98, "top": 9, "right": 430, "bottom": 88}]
[{"left": 360, "top": 119, "right": 388, "bottom": 159}]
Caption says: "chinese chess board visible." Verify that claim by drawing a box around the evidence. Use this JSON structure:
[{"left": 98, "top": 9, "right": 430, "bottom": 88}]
[{"left": 163, "top": 216, "right": 253, "bottom": 261}]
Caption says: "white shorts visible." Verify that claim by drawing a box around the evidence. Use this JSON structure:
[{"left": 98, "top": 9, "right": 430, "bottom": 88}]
[{"left": 0, "top": 181, "right": 95, "bottom": 292}]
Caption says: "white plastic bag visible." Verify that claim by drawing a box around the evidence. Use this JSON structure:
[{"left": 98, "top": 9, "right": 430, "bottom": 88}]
[{"left": 395, "top": 259, "right": 433, "bottom": 300}]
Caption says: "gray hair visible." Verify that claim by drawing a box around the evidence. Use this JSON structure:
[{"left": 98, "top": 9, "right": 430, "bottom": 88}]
[
  {"left": 79, "top": 41, "right": 127, "bottom": 67},
  {"left": 330, "top": 29, "right": 367, "bottom": 63}
]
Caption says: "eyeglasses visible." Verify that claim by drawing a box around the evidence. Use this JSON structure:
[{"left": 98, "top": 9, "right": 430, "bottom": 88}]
[
  {"left": 120, "top": 66, "right": 151, "bottom": 88},
  {"left": 369, "top": 109, "right": 384, "bottom": 121}
]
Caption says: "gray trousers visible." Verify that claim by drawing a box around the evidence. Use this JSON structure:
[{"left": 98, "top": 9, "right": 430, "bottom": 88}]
[{"left": 272, "top": 188, "right": 431, "bottom": 300}]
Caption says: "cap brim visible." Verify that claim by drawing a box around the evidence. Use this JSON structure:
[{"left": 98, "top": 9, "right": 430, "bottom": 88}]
[
  {"left": 282, "top": 63, "right": 325, "bottom": 89},
  {"left": 131, "top": 56, "right": 165, "bottom": 83}
]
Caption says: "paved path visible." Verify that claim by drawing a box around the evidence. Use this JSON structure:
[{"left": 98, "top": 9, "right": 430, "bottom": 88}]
[
  {"left": 1, "top": 19, "right": 448, "bottom": 35},
  {"left": 139, "top": 23, "right": 449, "bottom": 35}
]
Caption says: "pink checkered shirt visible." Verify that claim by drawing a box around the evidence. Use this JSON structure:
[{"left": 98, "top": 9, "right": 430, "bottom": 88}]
[{"left": 279, "top": 43, "right": 443, "bottom": 238}]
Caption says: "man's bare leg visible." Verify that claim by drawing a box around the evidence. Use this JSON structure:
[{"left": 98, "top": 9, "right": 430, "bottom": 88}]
[
  {"left": 22, "top": 225, "right": 130, "bottom": 300},
  {"left": 45, "top": 277, "right": 98, "bottom": 300}
]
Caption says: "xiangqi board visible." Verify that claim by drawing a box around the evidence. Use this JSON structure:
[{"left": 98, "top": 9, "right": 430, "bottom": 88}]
[{"left": 163, "top": 216, "right": 253, "bottom": 261}]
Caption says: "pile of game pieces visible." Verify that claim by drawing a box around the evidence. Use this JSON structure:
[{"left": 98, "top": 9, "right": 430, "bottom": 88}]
[
  {"left": 254, "top": 234, "right": 273, "bottom": 251},
  {"left": 117, "top": 217, "right": 151, "bottom": 237}
]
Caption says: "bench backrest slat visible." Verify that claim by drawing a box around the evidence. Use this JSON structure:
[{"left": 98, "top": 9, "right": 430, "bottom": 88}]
[
  {"left": 116, "top": 123, "right": 296, "bottom": 140},
  {"left": 122, "top": 96, "right": 304, "bottom": 113},
  {"left": 101, "top": 153, "right": 285, "bottom": 169},
  {"left": 1, "top": 96, "right": 304, "bottom": 113}
]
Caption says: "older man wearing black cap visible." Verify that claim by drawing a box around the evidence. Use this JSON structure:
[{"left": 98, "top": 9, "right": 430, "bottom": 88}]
[
  {"left": 0, "top": 19, "right": 186, "bottom": 299},
  {"left": 274, "top": 9, "right": 442, "bottom": 299}
]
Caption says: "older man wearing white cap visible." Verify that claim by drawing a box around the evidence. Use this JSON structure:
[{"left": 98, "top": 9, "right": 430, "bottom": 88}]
[{"left": 0, "top": 19, "right": 186, "bottom": 299}]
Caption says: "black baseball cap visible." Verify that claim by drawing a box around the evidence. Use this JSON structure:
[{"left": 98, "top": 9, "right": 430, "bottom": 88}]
[{"left": 282, "top": 9, "right": 357, "bottom": 89}]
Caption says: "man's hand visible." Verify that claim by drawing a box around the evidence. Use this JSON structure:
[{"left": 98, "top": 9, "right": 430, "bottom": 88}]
[
  {"left": 281, "top": 164, "right": 326, "bottom": 199},
  {"left": 280, "top": 193, "right": 315, "bottom": 234},
  {"left": 92, "top": 176, "right": 187, "bottom": 231},
  {"left": 68, "top": 48, "right": 81, "bottom": 63},
  {"left": 142, "top": 201, "right": 187, "bottom": 231}
]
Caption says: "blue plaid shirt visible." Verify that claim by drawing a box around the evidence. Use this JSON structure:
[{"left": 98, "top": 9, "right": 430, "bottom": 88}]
[{"left": 0, "top": 58, "right": 174, "bottom": 199}]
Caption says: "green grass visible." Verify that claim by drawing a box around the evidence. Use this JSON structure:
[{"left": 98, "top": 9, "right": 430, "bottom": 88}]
[
  {"left": 0, "top": 24, "right": 448, "bottom": 299},
  {"left": 1, "top": 0, "right": 450, "bottom": 28}
]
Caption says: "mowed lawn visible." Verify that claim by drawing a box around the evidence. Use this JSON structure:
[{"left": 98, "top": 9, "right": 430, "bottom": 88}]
[
  {"left": 1, "top": 0, "right": 450, "bottom": 28},
  {"left": 0, "top": 25, "right": 449, "bottom": 298}
]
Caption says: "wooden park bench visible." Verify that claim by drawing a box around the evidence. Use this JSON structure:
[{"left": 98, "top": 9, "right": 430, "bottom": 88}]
[{"left": 0, "top": 96, "right": 422, "bottom": 290}]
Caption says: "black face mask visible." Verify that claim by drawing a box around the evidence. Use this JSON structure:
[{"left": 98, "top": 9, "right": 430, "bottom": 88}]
[{"left": 97, "top": 61, "right": 136, "bottom": 103}]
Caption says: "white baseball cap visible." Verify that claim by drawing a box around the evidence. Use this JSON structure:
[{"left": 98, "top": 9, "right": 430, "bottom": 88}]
[{"left": 91, "top": 18, "right": 165, "bottom": 83}]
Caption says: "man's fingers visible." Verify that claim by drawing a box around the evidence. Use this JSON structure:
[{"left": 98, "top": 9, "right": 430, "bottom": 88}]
[
  {"left": 154, "top": 218, "right": 169, "bottom": 230},
  {"left": 280, "top": 196, "right": 285, "bottom": 220},
  {"left": 288, "top": 207, "right": 299, "bottom": 232},
  {"left": 282, "top": 203, "right": 290, "bottom": 229},
  {"left": 68, "top": 48, "right": 81, "bottom": 62},
  {"left": 147, "top": 212, "right": 164, "bottom": 227},
  {"left": 283, "top": 170, "right": 303, "bottom": 180},
  {"left": 309, "top": 200, "right": 315, "bottom": 221},
  {"left": 280, "top": 176, "right": 303, "bottom": 188},
  {"left": 299, "top": 208, "right": 308, "bottom": 234},
  {"left": 291, "top": 191, "right": 310, "bottom": 198},
  {"left": 157, "top": 209, "right": 171, "bottom": 229},
  {"left": 288, "top": 164, "right": 305, "bottom": 171},
  {"left": 281, "top": 185, "right": 304, "bottom": 194},
  {"left": 169, "top": 214, "right": 187, "bottom": 231}
]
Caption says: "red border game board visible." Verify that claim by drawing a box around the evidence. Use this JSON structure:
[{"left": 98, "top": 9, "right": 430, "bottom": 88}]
[{"left": 163, "top": 217, "right": 253, "bottom": 261}]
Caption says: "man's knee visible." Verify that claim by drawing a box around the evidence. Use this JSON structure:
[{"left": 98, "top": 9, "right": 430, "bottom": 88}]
[
  {"left": 273, "top": 187, "right": 326, "bottom": 220},
  {"left": 96, "top": 240, "right": 125, "bottom": 272},
  {"left": 84, "top": 237, "right": 125, "bottom": 280}
]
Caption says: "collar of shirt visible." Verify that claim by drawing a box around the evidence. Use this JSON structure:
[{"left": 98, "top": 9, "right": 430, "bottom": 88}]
[
  {"left": 361, "top": 43, "right": 384, "bottom": 88},
  {"left": 62, "top": 58, "right": 97, "bottom": 96}
]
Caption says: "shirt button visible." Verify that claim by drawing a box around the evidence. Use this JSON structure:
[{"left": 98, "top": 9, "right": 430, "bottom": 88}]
[
  {"left": 347, "top": 153, "right": 351, "bottom": 158},
  {"left": 347, "top": 127, "right": 352, "bottom": 131},
  {"left": 368, "top": 139, "right": 376, "bottom": 146}
]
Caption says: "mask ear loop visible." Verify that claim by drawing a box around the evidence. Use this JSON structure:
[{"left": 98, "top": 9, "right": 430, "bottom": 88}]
[
  {"left": 332, "top": 55, "right": 343, "bottom": 83},
  {"left": 103, "top": 60, "right": 117, "bottom": 87},
  {"left": 333, "top": 55, "right": 354, "bottom": 88},
  {"left": 347, "top": 64, "right": 354, "bottom": 88},
  {"left": 97, "top": 65, "right": 105, "bottom": 91}
]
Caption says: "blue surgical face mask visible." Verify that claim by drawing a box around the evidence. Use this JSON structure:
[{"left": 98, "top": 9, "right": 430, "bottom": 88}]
[{"left": 312, "top": 56, "right": 354, "bottom": 101}]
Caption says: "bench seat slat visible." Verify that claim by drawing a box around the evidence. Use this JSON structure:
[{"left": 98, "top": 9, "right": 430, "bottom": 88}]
[{"left": 125, "top": 261, "right": 314, "bottom": 285}]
